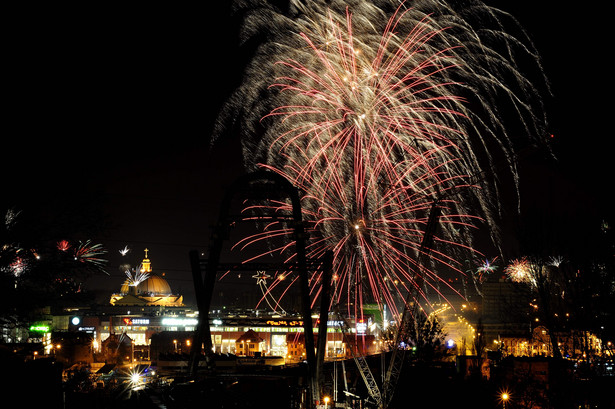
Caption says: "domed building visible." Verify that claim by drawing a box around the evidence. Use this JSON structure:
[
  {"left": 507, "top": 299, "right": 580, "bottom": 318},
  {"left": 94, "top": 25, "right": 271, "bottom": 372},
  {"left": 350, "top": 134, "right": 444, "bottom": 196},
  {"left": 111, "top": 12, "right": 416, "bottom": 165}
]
[{"left": 110, "top": 249, "right": 184, "bottom": 307}]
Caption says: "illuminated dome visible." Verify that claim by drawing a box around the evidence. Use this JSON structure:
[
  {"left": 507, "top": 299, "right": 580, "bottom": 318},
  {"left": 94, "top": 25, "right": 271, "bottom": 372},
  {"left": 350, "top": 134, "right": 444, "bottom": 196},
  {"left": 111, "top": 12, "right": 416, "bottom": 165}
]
[
  {"left": 120, "top": 280, "right": 131, "bottom": 295},
  {"left": 109, "top": 249, "right": 184, "bottom": 307},
  {"left": 136, "top": 274, "right": 172, "bottom": 295}
]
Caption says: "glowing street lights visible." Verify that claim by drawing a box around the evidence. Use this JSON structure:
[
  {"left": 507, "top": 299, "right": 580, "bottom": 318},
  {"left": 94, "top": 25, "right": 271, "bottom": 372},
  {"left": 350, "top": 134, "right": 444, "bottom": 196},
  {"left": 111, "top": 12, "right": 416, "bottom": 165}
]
[{"left": 501, "top": 392, "right": 509, "bottom": 408}]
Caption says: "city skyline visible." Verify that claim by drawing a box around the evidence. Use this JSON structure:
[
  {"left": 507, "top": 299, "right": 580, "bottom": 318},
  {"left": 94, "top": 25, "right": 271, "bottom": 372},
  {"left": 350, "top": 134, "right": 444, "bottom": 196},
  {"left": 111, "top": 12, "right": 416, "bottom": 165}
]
[{"left": 2, "top": 3, "right": 613, "bottom": 408}]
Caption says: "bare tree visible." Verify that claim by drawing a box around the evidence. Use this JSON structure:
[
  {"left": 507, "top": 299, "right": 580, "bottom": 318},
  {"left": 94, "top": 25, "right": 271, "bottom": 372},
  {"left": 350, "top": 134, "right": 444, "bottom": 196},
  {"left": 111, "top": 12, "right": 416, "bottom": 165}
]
[
  {"left": 473, "top": 318, "right": 486, "bottom": 358},
  {"left": 381, "top": 304, "right": 446, "bottom": 362},
  {"left": 524, "top": 257, "right": 563, "bottom": 359}
]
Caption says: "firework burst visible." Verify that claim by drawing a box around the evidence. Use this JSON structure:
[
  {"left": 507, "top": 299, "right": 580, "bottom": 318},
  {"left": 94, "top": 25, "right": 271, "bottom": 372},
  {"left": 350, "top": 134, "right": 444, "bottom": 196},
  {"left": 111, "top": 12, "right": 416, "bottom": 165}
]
[
  {"left": 474, "top": 256, "right": 498, "bottom": 283},
  {"left": 3, "top": 208, "right": 21, "bottom": 230},
  {"left": 504, "top": 257, "right": 535, "bottom": 286},
  {"left": 124, "top": 264, "right": 149, "bottom": 287},
  {"left": 57, "top": 240, "right": 71, "bottom": 252},
  {"left": 477, "top": 257, "right": 497, "bottom": 273},
  {"left": 547, "top": 255, "right": 564, "bottom": 267},
  {"left": 73, "top": 240, "right": 108, "bottom": 271},
  {"left": 215, "top": 0, "right": 548, "bottom": 318},
  {"left": 6, "top": 256, "right": 28, "bottom": 277}
]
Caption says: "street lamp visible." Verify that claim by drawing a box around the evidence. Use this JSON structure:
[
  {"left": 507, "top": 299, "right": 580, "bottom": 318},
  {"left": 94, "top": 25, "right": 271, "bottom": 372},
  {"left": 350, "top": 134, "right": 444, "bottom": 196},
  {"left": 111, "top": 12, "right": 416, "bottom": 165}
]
[
  {"left": 323, "top": 396, "right": 330, "bottom": 409},
  {"left": 501, "top": 392, "right": 509, "bottom": 409}
]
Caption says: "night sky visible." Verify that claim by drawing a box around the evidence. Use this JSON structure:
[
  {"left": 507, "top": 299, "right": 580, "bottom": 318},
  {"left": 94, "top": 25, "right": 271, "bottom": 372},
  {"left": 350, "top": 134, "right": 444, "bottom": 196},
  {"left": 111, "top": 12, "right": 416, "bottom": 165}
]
[{"left": 3, "top": 2, "right": 611, "bottom": 307}]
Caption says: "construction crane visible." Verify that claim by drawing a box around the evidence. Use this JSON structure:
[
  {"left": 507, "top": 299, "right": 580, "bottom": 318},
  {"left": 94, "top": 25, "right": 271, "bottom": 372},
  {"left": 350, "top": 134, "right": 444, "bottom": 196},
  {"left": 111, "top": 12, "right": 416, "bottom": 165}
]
[
  {"left": 333, "top": 198, "right": 441, "bottom": 408},
  {"left": 190, "top": 170, "right": 442, "bottom": 408},
  {"left": 332, "top": 304, "right": 382, "bottom": 407},
  {"left": 382, "top": 198, "right": 442, "bottom": 407}
]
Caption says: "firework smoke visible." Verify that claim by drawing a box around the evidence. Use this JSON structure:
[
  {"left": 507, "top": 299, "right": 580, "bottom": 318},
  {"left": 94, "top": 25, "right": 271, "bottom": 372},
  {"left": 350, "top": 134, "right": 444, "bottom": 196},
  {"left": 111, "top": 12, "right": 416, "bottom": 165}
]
[{"left": 215, "top": 0, "right": 549, "bottom": 317}]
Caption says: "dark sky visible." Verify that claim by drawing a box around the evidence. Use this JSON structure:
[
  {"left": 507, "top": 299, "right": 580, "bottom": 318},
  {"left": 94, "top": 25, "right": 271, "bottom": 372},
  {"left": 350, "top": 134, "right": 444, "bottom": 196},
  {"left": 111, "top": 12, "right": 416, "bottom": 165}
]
[
  {"left": 3, "top": 2, "right": 611, "bottom": 306},
  {"left": 4, "top": 4, "right": 244, "bottom": 304}
]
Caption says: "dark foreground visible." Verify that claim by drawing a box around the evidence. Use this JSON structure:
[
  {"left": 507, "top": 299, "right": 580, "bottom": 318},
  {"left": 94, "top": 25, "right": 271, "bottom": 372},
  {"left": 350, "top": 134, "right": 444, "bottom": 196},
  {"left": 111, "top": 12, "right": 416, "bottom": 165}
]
[{"left": 5, "top": 356, "right": 615, "bottom": 409}]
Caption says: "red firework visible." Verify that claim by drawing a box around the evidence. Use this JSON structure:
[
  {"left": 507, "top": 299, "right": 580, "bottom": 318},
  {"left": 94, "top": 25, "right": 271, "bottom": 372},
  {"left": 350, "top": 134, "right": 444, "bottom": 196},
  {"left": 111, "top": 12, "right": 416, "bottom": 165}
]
[{"left": 219, "top": 0, "right": 548, "bottom": 320}]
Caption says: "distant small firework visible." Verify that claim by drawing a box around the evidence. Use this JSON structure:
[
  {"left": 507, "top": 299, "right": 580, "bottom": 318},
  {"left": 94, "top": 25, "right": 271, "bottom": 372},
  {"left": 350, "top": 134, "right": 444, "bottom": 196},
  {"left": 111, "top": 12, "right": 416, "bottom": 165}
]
[
  {"left": 475, "top": 257, "right": 498, "bottom": 282},
  {"left": 600, "top": 219, "right": 610, "bottom": 233},
  {"left": 463, "top": 256, "right": 497, "bottom": 297},
  {"left": 57, "top": 240, "right": 71, "bottom": 252},
  {"left": 547, "top": 255, "right": 564, "bottom": 267},
  {"left": 119, "top": 246, "right": 131, "bottom": 256},
  {"left": 3, "top": 208, "right": 21, "bottom": 230},
  {"left": 1, "top": 247, "right": 41, "bottom": 277},
  {"left": 73, "top": 240, "right": 108, "bottom": 271},
  {"left": 2, "top": 207, "right": 108, "bottom": 279},
  {"left": 504, "top": 257, "right": 535, "bottom": 286},
  {"left": 476, "top": 257, "right": 498, "bottom": 274},
  {"left": 125, "top": 264, "right": 149, "bottom": 287},
  {"left": 7, "top": 256, "right": 28, "bottom": 277}
]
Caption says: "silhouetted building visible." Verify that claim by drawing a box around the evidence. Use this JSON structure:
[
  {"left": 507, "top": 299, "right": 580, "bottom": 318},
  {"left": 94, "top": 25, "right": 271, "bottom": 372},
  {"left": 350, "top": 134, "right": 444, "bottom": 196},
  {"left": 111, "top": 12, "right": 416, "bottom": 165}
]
[{"left": 481, "top": 278, "right": 531, "bottom": 345}]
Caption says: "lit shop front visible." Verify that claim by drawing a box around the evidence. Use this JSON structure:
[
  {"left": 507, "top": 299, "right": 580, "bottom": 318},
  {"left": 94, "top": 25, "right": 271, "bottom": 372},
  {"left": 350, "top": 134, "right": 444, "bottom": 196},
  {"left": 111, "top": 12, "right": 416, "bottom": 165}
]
[
  {"left": 210, "top": 318, "right": 306, "bottom": 356},
  {"left": 99, "top": 316, "right": 199, "bottom": 346},
  {"left": 208, "top": 317, "right": 376, "bottom": 360}
]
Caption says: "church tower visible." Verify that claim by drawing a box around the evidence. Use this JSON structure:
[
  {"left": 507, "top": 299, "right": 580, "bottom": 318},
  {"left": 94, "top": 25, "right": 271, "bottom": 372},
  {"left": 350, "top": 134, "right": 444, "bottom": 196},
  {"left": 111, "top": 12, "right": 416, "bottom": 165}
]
[{"left": 141, "top": 248, "right": 152, "bottom": 274}]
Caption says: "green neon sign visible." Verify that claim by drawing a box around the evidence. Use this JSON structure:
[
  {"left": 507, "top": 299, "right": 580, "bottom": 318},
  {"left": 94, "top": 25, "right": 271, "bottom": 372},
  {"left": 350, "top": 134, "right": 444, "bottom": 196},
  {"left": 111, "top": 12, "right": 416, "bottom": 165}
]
[{"left": 29, "top": 325, "right": 50, "bottom": 333}]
